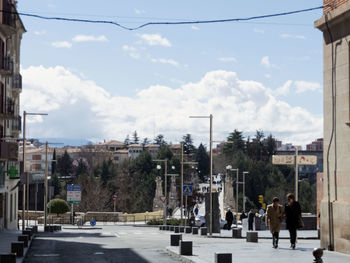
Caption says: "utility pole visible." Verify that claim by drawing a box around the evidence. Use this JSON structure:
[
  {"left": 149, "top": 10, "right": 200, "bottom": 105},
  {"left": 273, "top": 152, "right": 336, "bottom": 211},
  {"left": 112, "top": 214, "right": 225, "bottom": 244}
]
[
  {"left": 44, "top": 142, "right": 48, "bottom": 228},
  {"left": 243, "top": 171, "right": 249, "bottom": 213},
  {"left": 235, "top": 168, "right": 239, "bottom": 228},
  {"left": 180, "top": 142, "right": 184, "bottom": 224}
]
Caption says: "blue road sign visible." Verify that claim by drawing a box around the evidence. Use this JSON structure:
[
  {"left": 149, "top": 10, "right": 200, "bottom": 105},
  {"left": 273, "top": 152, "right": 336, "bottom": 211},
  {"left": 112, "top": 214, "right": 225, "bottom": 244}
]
[
  {"left": 67, "top": 185, "right": 82, "bottom": 191},
  {"left": 90, "top": 219, "right": 96, "bottom": 227},
  {"left": 183, "top": 185, "right": 193, "bottom": 196}
]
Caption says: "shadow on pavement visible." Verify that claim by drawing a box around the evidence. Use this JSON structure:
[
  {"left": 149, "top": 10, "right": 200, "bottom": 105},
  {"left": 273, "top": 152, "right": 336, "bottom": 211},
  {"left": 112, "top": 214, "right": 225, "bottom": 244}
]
[{"left": 25, "top": 233, "right": 150, "bottom": 263}]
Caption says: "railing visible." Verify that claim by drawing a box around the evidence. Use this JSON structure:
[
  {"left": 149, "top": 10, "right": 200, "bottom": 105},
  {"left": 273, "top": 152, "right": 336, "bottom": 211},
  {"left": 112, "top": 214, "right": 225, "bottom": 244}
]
[
  {"left": 0, "top": 56, "right": 13, "bottom": 73},
  {"left": 11, "top": 115, "right": 21, "bottom": 132},
  {"left": 0, "top": 141, "right": 18, "bottom": 160},
  {"left": 13, "top": 74, "right": 21, "bottom": 90},
  {"left": 0, "top": 98, "right": 15, "bottom": 116}
]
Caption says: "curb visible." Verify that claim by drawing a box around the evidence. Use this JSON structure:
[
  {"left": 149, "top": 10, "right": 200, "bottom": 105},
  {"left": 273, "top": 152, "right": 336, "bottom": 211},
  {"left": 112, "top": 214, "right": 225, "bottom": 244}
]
[
  {"left": 63, "top": 227, "right": 103, "bottom": 230},
  {"left": 20, "top": 233, "right": 35, "bottom": 263},
  {"left": 165, "top": 247, "right": 207, "bottom": 263}
]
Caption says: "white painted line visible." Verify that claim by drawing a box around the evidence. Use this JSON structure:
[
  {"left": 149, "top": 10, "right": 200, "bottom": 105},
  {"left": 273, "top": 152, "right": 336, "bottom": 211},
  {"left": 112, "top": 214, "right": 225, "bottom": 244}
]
[
  {"left": 94, "top": 252, "right": 104, "bottom": 255},
  {"left": 34, "top": 254, "right": 60, "bottom": 257},
  {"left": 114, "top": 232, "right": 121, "bottom": 237}
]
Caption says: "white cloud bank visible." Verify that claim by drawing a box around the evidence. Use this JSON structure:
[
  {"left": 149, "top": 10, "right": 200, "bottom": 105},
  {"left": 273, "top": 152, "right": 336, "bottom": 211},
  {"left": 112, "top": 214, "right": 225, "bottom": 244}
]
[
  {"left": 275, "top": 80, "right": 322, "bottom": 96},
  {"left": 139, "top": 34, "right": 172, "bottom": 47},
  {"left": 21, "top": 66, "right": 322, "bottom": 145},
  {"left": 151, "top": 58, "right": 179, "bottom": 67},
  {"left": 72, "top": 35, "right": 108, "bottom": 43},
  {"left": 51, "top": 41, "right": 72, "bottom": 48}
]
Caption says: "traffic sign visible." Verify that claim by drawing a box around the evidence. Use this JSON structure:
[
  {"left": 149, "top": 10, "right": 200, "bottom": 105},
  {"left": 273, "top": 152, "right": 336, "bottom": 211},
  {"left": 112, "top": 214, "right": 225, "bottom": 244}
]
[
  {"left": 90, "top": 219, "right": 96, "bottom": 227},
  {"left": 272, "top": 155, "right": 317, "bottom": 165},
  {"left": 160, "top": 196, "right": 166, "bottom": 202},
  {"left": 112, "top": 195, "right": 117, "bottom": 202},
  {"left": 183, "top": 185, "right": 193, "bottom": 196},
  {"left": 67, "top": 185, "right": 82, "bottom": 204},
  {"left": 297, "top": 155, "right": 317, "bottom": 165}
]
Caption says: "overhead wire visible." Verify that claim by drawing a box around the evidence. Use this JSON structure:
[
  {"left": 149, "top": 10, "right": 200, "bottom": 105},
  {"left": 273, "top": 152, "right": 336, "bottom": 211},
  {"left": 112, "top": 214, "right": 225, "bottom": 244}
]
[{"left": 3, "top": 5, "right": 324, "bottom": 31}]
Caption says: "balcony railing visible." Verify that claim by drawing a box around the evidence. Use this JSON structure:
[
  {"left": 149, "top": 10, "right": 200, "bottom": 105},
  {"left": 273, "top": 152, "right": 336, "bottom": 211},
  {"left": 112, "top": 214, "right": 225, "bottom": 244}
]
[
  {"left": 0, "top": 56, "right": 13, "bottom": 74},
  {"left": 11, "top": 115, "right": 21, "bottom": 132},
  {"left": 0, "top": 98, "right": 15, "bottom": 117},
  {"left": 0, "top": 141, "right": 18, "bottom": 161},
  {"left": 13, "top": 74, "right": 21, "bottom": 91}
]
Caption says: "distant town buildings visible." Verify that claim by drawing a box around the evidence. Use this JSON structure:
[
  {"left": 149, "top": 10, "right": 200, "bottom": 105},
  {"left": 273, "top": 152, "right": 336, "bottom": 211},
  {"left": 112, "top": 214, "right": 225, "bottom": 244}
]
[{"left": 0, "top": 0, "right": 25, "bottom": 231}]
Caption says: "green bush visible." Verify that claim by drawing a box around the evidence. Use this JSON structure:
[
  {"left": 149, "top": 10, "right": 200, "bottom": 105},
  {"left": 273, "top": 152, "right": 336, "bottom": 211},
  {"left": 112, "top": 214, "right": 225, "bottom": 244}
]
[{"left": 48, "top": 198, "right": 70, "bottom": 216}]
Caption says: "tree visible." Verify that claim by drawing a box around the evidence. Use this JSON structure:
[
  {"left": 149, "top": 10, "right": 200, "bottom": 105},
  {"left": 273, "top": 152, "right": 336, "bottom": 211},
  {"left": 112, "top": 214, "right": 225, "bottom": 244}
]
[
  {"left": 51, "top": 174, "right": 61, "bottom": 197},
  {"left": 195, "top": 143, "right": 209, "bottom": 182},
  {"left": 132, "top": 130, "right": 139, "bottom": 144},
  {"left": 154, "top": 134, "right": 166, "bottom": 146},
  {"left": 124, "top": 135, "right": 130, "bottom": 146},
  {"left": 57, "top": 150, "right": 73, "bottom": 183},
  {"left": 265, "top": 134, "right": 276, "bottom": 158},
  {"left": 101, "top": 160, "right": 111, "bottom": 186},
  {"left": 142, "top": 137, "right": 150, "bottom": 148},
  {"left": 48, "top": 198, "right": 70, "bottom": 216},
  {"left": 182, "top": 134, "right": 196, "bottom": 155},
  {"left": 51, "top": 148, "right": 57, "bottom": 175},
  {"left": 73, "top": 158, "right": 89, "bottom": 177},
  {"left": 223, "top": 129, "right": 245, "bottom": 156}
]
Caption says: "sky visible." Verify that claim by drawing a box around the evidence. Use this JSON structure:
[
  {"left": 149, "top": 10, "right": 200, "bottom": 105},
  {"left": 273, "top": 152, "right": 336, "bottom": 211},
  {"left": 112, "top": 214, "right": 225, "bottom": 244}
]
[{"left": 17, "top": 0, "right": 324, "bottom": 147}]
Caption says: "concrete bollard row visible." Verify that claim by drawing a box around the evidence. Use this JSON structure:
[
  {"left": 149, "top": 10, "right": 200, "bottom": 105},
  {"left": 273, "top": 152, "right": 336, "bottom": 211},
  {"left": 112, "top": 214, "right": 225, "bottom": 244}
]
[
  {"left": 170, "top": 226, "right": 175, "bottom": 231},
  {"left": 22, "top": 230, "right": 31, "bottom": 240},
  {"left": 232, "top": 228, "right": 242, "bottom": 238},
  {"left": 215, "top": 253, "right": 232, "bottom": 263},
  {"left": 179, "top": 226, "right": 185, "bottom": 233},
  {"left": 185, "top": 227, "right": 192, "bottom": 234},
  {"left": 179, "top": 241, "right": 192, "bottom": 256},
  {"left": 192, "top": 227, "right": 199, "bottom": 235},
  {"left": 174, "top": 226, "right": 180, "bottom": 233},
  {"left": 18, "top": 235, "right": 28, "bottom": 248},
  {"left": 200, "top": 227, "right": 207, "bottom": 236},
  {"left": 246, "top": 231, "right": 258, "bottom": 243},
  {"left": 44, "top": 225, "right": 62, "bottom": 232}
]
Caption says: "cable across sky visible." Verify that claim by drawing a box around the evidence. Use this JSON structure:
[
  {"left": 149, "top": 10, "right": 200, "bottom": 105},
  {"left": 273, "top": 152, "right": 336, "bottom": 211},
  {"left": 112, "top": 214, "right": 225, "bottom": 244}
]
[{"left": 13, "top": 5, "right": 324, "bottom": 31}]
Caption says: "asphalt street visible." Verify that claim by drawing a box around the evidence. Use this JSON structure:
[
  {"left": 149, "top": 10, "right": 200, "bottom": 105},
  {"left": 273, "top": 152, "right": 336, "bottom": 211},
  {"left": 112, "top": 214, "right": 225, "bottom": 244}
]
[{"left": 24, "top": 226, "right": 180, "bottom": 263}]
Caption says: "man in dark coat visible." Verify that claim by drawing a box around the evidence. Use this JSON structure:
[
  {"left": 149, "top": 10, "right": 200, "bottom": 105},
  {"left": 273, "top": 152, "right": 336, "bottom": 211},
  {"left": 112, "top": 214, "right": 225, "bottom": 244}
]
[
  {"left": 284, "top": 193, "right": 302, "bottom": 249},
  {"left": 225, "top": 209, "right": 234, "bottom": 230},
  {"left": 248, "top": 209, "right": 255, "bottom": 230}
]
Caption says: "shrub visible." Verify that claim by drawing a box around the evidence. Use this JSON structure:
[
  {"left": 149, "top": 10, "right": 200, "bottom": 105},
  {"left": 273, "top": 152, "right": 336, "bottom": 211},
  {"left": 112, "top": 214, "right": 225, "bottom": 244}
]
[{"left": 48, "top": 198, "right": 70, "bottom": 216}]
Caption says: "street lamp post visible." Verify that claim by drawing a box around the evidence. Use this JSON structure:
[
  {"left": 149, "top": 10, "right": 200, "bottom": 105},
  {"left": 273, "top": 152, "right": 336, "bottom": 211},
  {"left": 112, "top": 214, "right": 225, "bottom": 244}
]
[
  {"left": 226, "top": 166, "right": 239, "bottom": 228},
  {"left": 243, "top": 171, "right": 249, "bottom": 213},
  {"left": 22, "top": 111, "right": 48, "bottom": 230},
  {"left": 189, "top": 114, "right": 213, "bottom": 235},
  {"left": 154, "top": 159, "right": 168, "bottom": 225}
]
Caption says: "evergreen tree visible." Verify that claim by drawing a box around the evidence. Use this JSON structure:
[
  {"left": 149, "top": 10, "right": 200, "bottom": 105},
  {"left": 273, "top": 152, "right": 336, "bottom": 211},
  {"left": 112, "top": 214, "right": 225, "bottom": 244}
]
[
  {"left": 223, "top": 129, "right": 245, "bottom": 156},
  {"left": 51, "top": 173, "right": 61, "bottom": 196},
  {"left": 132, "top": 130, "right": 139, "bottom": 144},
  {"left": 57, "top": 150, "right": 73, "bottom": 183},
  {"left": 142, "top": 137, "right": 150, "bottom": 147},
  {"left": 182, "top": 134, "right": 196, "bottom": 155},
  {"left": 101, "top": 160, "right": 111, "bottom": 186},
  {"left": 154, "top": 134, "right": 166, "bottom": 146},
  {"left": 51, "top": 148, "right": 57, "bottom": 175},
  {"left": 124, "top": 135, "right": 130, "bottom": 146},
  {"left": 195, "top": 143, "right": 210, "bottom": 182}
]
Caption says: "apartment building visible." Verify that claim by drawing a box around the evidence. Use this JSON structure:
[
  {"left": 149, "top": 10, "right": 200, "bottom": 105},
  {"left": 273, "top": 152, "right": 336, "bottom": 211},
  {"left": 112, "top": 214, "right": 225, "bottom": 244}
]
[{"left": 0, "top": 0, "right": 25, "bottom": 230}]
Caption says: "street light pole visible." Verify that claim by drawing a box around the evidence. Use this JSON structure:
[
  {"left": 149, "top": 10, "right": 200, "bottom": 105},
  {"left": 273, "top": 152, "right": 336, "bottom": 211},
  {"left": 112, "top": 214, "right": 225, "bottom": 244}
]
[
  {"left": 234, "top": 168, "right": 239, "bottom": 228},
  {"left": 243, "top": 171, "right": 249, "bottom": 213},
  {"left": 154, "top": 159, "right": 168, "bottom": 225},
  {"left": 180, "top": 142, "right": 184, "bottom": 224},
  {"left": 189, "top": 114, "right": 213, "bottom": 235},
  {"left": 295, "top": 147, "right": 299, "bottom": 201}
]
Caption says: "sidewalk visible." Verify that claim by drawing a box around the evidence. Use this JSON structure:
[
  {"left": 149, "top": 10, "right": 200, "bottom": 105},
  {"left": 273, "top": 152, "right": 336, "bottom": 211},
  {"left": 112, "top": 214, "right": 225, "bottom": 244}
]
[
  {"left": 166, "top": 236, "right": 350, "bottom": 263},
  {"left": 218, "top": 229, "right": 319, "bottom": 239},
  {"left": 0, "top": 230, "right": 33, "bottom": 263}
]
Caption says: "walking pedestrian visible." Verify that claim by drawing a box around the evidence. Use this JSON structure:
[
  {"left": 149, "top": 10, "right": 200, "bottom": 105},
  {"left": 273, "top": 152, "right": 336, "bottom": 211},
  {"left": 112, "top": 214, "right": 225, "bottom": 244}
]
[
  {"left": 284, "top": 193, "right": 303, "bottom": 249},
  {"left": 248, "top": 209, "right": 255, "bottom": 231},
  {"left": 266, "top": 197, "right": 283, "bottom": 248},
  {"left": 225, "top": 209, "right": 234, "bottom": 230}
]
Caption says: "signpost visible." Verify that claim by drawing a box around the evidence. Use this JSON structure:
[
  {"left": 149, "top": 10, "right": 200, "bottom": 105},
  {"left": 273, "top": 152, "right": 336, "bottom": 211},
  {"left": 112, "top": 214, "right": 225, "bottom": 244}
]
[
  {"left": 67, "top": 185, "right": 81, "bottom": 225},
  {"left": 183, "top": 185, "right": 193, "bottom": 227},
  {"left": 112, "top": 194, "right": 117, "bottom": 213},
  {"left": 272, "top": 152, "right": 317, "bottom": 201}
]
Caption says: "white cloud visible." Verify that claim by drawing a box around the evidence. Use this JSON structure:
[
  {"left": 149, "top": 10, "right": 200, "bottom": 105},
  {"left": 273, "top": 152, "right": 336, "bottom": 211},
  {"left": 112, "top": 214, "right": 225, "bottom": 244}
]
[
  {"left": 275, "top": 80, "right": 321, "bottom": 96},
  {"left": 218, "top": 57, "right": 237, "bottom": 63},
  {"left": 139, "top": 34, "right": 172, "bottom": 47},
  {"left": 151, "top": 58, "right": 179, "bottom": 67},
  {"left": 51, "top": 41, "right": 72, "bottom": 48},
  {"left": 191, "top": 26, "right": 200, "bottom": 30},
  {"left": 280, "top": 34, "right": 305, "bottom": 40},
  {"left": 135, "top": 9, "right": 146, "bottom": 14},
  {"left": 261, "top": 56, "right": 271, "bottom": 68},
  {"left": 254, "top": 28, "right": 265, "bottom": 34},
  {"left": 34, "top": 30, "right": 46, "bottom": 36},
  {"left": 72, "top": 35, "right": 108, "bottom": 42},
  {"left": 122, "top": 45, "right": 140, "bottom": 59},
  {"left": 21, "top": 66, "right": 322, "bottom": 145}
]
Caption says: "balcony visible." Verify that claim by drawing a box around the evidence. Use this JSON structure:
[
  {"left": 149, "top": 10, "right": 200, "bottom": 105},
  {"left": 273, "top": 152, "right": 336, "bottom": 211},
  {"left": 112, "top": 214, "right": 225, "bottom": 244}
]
[
  {"left": 0, "top": 56, "right": 13, "bottom": 75},
  {"left": 11, "top": 115, "right": 21, "bottom": 132},
  {"left": 0, "top": 141, "right": 18, "bottom": 161},
  {"left": 0, "top": 98, "right": 15, "bottom": 118},
  {"left": 0, "top": 0, "right": 17, "bottom": 36},
  {"left": 13, "top": 74, "right": 21, "bottom": 92}
]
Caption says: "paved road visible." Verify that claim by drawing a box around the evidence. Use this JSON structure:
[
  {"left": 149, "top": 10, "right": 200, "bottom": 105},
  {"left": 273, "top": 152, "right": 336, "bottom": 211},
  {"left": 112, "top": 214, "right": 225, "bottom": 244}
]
[{"left": 25, "top": 226, "right": 180, "bottom": 263}]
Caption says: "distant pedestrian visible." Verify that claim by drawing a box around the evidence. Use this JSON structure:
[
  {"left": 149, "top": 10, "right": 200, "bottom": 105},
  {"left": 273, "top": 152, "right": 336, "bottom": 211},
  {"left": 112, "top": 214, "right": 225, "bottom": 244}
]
[
  {"left": 266, "top": 197, "right": 284, "bottom": 248},
  {"left": 284, "top": 193, "right": 303, "bottom": 249},
  {"left": 240, "top": 211, "right": 247, "bottom": 221},
  {"left": 225, "top": 209, "right": 234, "bottom": 230},
  {"left": 248, "top": 209, "right": 255, "bottom": 231}
]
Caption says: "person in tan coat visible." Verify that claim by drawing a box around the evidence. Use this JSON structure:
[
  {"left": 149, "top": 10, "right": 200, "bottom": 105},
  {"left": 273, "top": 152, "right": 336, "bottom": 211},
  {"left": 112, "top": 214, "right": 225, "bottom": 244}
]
[{"left": 266, "top": 197, "right": 284, "bottom": 248}]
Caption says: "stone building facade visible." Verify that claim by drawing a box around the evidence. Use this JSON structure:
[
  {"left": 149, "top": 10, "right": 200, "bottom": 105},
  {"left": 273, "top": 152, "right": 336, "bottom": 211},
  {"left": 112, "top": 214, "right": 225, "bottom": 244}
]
[
  {"left": 315, "top": 0, "right": 350, "bottom": 254},
  {"left": 0, "top": 0, "right": 25, "bottom": 230}
]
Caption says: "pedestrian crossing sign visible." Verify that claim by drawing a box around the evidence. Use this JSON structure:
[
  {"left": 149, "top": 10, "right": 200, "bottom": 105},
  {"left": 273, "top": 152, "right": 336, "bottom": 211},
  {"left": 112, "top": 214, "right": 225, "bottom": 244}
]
[{"left": 183, "top": 185, "right": 193, "bottom": 196}]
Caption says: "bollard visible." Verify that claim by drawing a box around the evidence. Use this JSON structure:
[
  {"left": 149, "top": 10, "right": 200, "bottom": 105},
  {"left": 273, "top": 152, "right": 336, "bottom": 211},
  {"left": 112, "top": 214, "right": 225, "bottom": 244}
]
[
  {"left": 22, "top": 230, "right": 32, "bottom": 240},
  {"left": 201, "top": 227, "right": 207, "bottom": 236},
  {"left": 215, "top": 253, "right": 232, "bottom": 263},
  {"left": 0, "top": 254, "right": 16, "bottom": 263},
  {"left": 232, "top": 228, "right": 242, "bottom": 238},
  {"left": 18, "top": 235, "right": 28, "bottom": 248},
  {"left": 192, "top": 227, "right": 199, "bottom": 235},
  {"left": 246, "top": 231, "right": 258, "bottom": 243},
  {"left": 174, "top": 226, "right": 180, "bottom": 233},
  {"left": 11, "top": 242, "right": 24, "bottom": 257},
  {"left": 165, "top": 225, "right": 170, "bottom": 231},
  {"left": 32, "top": 225, "right": 38, "bottom": 233},
  {"left": 313, "top": 248, "right": 324, "bottom": 263},
  {"left": 185, "top": 227, "right": 192, "bottom": 233},
  {"left": 170, "top": 234, "right": 182, "bottom": 246},
  {"left": 170, "top": 226, "right": 175, "bottom": 231},
  {"left": 179, "top": 226, "right": 185, "bottom": 233},
  {"left": 179, "top": 241, "right": 192, "bottom": 256},
  {"left": 159, "top": 226, "right": 163, "bottom": 231}
]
